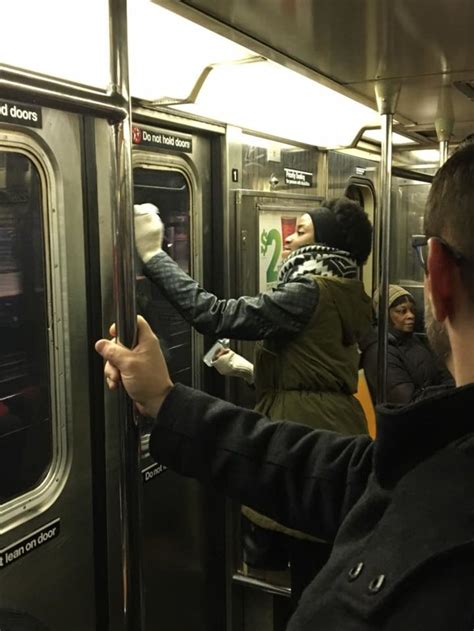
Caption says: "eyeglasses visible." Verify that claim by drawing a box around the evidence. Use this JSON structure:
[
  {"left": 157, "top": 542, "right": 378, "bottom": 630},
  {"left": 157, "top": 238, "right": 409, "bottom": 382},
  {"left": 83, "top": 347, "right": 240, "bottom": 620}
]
[{"left": 411, "top": 234, "right": 466, "bottom": 273}]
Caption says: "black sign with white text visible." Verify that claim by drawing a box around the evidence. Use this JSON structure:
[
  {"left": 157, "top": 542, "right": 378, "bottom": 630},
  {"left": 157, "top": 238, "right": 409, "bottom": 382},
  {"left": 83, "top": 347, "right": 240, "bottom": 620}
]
[
  {"left": 132, "top": 126, "right": 193, "bottom": 153},
  {"left": 284, "top": 168, "right": 313, "bottom": 187},
  {"left": 0, "top": 519, "right": 60, "bottom": 569},
  {"left": 0, "top": 99, "right": 42, "bottom": 129},
  {"left": 142, "top": 462, "right": 167, "bottom": 483}
]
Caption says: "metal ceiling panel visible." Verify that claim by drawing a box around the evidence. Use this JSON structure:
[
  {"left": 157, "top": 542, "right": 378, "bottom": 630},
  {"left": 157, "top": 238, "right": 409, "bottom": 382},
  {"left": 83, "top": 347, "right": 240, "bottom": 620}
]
[{"left": 168, "top": 0, "right": 474, "bottom": 138}]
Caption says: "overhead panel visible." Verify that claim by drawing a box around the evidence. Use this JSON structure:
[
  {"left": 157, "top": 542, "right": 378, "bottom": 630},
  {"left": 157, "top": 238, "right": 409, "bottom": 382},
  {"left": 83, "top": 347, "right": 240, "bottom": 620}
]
[
  {"left": 174, "top": 0, "right": 474, "bottom": 140},
  {"left": 132, "top": 1, "right": 382, "bottom": 147}
]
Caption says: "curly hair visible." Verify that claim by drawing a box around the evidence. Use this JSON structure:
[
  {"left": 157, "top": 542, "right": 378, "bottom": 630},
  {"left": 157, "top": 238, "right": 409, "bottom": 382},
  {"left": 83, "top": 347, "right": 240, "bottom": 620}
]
[{"left": 322, "top": 196, "right": 373, "bottom": 265}]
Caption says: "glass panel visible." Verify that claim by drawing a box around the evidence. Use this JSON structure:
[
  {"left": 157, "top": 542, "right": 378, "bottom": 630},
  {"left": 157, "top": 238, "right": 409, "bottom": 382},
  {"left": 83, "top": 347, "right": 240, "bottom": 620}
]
[
  {"left": 389, "top": 181, "right": 429, "bottom": 286},
  {"left": 134, "top": 168, "right": 192, "bottom": 386},
  {"left": 389, "top": 178, "right": 431, "bottom": 330},
  {"left": 0, "top": 152, "right": 51, "bottom": 504}
]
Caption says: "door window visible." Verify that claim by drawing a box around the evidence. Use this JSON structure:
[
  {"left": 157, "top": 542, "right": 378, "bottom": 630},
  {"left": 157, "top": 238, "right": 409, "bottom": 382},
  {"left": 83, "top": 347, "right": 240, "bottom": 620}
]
[
  {"left": 134, "top": 167, "right": 193, "bottom": 386},
  {"left": 0, "top": 151, "right": 51, "bottom": 504}
]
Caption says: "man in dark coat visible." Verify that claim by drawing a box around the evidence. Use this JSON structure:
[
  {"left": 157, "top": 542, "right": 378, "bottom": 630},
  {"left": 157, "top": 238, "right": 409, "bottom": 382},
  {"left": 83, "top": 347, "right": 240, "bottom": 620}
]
[{"left": 96, "top": 145, "right": 474, "bottom": 629}]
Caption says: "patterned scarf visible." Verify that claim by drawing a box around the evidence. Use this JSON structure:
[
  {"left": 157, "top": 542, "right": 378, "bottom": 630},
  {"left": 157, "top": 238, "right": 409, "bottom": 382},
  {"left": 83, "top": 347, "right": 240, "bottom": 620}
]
[{"left": 278, "top": 243, "right": 358, "bottom": 283}]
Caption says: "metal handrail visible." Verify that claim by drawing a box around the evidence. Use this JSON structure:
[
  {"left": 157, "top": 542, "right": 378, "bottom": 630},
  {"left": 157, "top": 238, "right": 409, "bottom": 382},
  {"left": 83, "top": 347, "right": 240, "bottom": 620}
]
[
  {"left": 232, "top": 572, "right": 291, "bottom": 598},
  {"left": 0, "top": 64, "right": 126, "bottom": 120}
]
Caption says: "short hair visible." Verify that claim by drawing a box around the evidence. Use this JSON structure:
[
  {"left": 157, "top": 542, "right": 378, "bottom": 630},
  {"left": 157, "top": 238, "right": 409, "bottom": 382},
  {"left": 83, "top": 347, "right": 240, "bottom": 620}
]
[
  {"left": 322, "top": 197, "right": 373, "bottom": 265},
  {"left": 424, "top": 144, "right": 474, "bottom": 301},
  {"left": 457, "top": 132, "right": 474, "bottom": 151}
]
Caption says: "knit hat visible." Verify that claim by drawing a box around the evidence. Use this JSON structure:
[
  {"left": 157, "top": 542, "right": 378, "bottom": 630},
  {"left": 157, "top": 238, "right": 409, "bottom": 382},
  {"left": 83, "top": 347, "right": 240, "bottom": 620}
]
[
  {"left": 373, "top": 284, "right": 414, "bottom": 314},
  {"left": 306, "top": 207, "right": 350, "bottom": 253}
]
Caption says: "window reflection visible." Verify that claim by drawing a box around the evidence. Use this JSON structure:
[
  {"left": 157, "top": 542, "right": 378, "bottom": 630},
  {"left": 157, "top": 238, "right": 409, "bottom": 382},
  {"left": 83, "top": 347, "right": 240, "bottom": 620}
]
[
  {"left": 0, "top": 152, "right": 51, "bottom": 504},
  {"left": 134, "top": 168, "right": 192, "bottom": 387}
]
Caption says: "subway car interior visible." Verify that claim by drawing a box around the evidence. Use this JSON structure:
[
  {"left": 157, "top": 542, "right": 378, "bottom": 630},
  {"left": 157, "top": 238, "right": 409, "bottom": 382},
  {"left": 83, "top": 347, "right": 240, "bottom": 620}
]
[{"left": 0, "top": 1, "right": 473, "bottom": 629}]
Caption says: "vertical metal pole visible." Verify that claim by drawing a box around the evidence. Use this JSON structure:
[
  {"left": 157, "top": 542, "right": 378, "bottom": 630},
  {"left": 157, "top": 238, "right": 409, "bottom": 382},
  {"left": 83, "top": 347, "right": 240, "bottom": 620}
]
[
  {"left": 435, "top": 86, "right": 453, "bottom": 168},
  {"left": 108, "top": 1, "right": 145, "bottom": 629},
  {"left": 439, "top": 140, "right": 449, "bottom": 166},
  {"left": 374, "top": 82, "right": 400, "bottom": 404}
]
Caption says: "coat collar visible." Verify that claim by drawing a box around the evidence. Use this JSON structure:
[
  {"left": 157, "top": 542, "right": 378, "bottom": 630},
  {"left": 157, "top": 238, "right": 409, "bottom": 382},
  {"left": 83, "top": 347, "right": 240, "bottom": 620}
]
[{"left": 374, "top": 383, "right": 474, "bottom": 487}]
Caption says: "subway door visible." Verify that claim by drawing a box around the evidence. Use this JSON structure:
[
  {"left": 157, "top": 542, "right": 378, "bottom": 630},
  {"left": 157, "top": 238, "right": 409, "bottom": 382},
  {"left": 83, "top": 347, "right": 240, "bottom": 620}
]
[
  {"left": 132, "top": 127, "right": 226, "bottom": 631},
  {"left": 0, "top": 107, "right": 98, "bottom": 630}
]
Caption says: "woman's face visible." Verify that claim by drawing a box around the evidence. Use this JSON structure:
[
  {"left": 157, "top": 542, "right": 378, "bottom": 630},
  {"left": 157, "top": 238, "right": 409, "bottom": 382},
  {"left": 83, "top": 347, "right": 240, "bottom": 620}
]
[
  {"left": 389, "top": 298, "right": 416, "bottom": 333},
  {"left": 281, "top": 213, "right": 315, "bottom": 259}
]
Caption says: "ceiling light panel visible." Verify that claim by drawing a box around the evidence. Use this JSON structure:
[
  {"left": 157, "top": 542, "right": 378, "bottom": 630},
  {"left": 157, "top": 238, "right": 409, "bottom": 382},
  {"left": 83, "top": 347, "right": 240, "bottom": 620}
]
[
  {"left": 175, "top": 60, "right": 379, "bottom": 147},
  {"left": 363, "top": 129, "right": 417, "bottom": 145},
  {"left": 1, "top": 0, "right": 110, "bottom": 87},
  {"left": 129, "top": 1, "right": 380, "bottom": 148},
  {"left": 129, "top": 0, "right": 251, "bottom": 101}
]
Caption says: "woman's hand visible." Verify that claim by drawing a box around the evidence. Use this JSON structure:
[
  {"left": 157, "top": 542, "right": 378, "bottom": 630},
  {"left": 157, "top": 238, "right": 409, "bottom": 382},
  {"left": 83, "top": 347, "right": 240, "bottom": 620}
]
[
  {"left": 134, "top": 203, "right": 164, "bottom": 263},
  {"left": 212, "top": 350, "right": 254, "bottom": 384}
]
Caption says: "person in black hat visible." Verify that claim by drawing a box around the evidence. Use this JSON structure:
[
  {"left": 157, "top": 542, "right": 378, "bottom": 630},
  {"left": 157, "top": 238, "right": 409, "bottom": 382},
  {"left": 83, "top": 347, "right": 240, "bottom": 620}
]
[{"left": 134, "top": 196, "right": 373, "bottom": 601}]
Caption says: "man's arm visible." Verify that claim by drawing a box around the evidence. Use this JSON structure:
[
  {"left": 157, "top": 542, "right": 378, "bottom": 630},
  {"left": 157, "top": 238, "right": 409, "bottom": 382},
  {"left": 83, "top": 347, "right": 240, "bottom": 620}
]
[
  {"left": 96, "top": 317, "right": 374, "bottom": 541},
  {"left": 153, "top": 385, "right": 373, "bottom": 541}
]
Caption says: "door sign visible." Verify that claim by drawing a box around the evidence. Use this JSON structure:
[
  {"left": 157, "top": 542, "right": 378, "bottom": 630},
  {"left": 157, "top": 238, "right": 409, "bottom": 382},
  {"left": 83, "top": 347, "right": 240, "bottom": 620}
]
[
  {"left": 0, "top": 519, "right": 60, "bottom": 569},
  {"left": 283, "top": 168, "right": 313, "bottom": 188},
  {"left": 132, "top": 126, "right": 193, "bottom": 153},
  {"left": 142, "top": 462, "right": 167, "bottom": 483},
  {"left": 259, "top": 212, "right": 299, "bottom": 291},
  {"left": 0, "top": 99, "right": 42, "bottom": 129}
]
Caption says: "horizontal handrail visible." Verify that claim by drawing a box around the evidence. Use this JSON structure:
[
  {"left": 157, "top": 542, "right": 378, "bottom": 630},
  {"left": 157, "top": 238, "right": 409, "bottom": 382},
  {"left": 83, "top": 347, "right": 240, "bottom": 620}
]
[{"left": 0, "top": 64, "right": 126, "bottom": 120}]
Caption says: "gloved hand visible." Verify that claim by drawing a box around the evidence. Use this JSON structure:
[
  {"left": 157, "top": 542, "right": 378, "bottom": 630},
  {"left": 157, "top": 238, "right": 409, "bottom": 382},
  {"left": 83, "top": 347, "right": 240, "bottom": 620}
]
[
  {"left": 212, "top": 350, "right": 254, "bottom": 384},
  {"left": 134, "top": 203, "right": 164, "bottom": 263}
]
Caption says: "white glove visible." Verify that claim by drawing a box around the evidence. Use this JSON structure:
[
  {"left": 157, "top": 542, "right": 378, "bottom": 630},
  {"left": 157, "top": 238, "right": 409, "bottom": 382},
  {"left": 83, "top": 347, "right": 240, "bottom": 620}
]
[
  {"left": 212, "top": 350, "right": 254, "bottom": 384},
  {"left": 134, "top": 203, "right": 164, "bottom": 263}
]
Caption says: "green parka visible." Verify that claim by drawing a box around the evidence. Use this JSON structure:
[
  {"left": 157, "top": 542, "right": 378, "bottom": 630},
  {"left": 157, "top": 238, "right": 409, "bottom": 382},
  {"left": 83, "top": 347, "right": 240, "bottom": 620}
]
[{"left": 254, "top": 275, "right": 371, "bottom": 434}]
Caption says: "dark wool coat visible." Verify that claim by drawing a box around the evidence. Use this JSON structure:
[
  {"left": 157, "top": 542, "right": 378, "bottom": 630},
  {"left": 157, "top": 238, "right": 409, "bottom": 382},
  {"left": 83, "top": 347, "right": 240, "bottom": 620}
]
[
  {"left": 361, "top": 328, "right": 453, "bottom": 404},
  {"left": 150, "top": 383, "right": 474, "bottom": 630}
]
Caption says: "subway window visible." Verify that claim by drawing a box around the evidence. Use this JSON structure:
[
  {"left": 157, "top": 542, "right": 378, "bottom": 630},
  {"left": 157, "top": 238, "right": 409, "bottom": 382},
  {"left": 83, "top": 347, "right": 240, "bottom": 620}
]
[
  {"left": 0, "top": 151, "right": 52, "bottom": 505},
  {"left": 134, "top": 167, "right": 193, "bottom": 386}
]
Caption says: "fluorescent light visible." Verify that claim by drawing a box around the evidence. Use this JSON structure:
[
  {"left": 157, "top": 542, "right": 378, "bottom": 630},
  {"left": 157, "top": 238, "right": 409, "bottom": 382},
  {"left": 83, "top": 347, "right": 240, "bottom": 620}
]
[
  {"left": 129, "top": 1, "right": 380, "bottom": 148},
  {"left": 129, "top": 1, "right": 251, "bottom": 101},
  {"left": 411, "top": 149, "right": 440, "bottom": 162},
  {"left": 241, "top": 133, "right": 295, "bottom": 149},
  {"left": 174, "top": 60, "right": 379, "bottom": 147},
  {"left": 363, "top": 129, "right": 417, "bottom": 145},
  {"left": 1, "top": 0, "right": 110, "bottom": 88}
]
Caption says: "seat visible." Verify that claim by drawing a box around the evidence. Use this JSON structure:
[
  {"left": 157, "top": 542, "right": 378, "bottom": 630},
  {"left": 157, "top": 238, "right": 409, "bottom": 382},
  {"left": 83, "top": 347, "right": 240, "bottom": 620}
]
[{"left": 354, "top": 370, "right": 376, "bottom": 438}]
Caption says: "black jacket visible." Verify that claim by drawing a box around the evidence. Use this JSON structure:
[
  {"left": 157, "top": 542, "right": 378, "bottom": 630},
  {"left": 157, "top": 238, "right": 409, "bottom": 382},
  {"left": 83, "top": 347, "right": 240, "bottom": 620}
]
[
  {"left": 150, "top": 383, "right": 474, "bottom": 630},
  {"left": 144, "top": 251, "right": 318, "bottom": 340},
  {"left": 360, "top": 327, "right": 453, "bottom": 404}
]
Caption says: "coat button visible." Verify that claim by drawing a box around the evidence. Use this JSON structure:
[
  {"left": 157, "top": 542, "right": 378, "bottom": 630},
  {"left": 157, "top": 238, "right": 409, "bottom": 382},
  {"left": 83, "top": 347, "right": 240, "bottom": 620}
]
[
  {"left": 368, "top": 574, "right": 385, "bottom": 594},
  {"left": 347, "top": 562, "right": 364, "bottom": 581}
]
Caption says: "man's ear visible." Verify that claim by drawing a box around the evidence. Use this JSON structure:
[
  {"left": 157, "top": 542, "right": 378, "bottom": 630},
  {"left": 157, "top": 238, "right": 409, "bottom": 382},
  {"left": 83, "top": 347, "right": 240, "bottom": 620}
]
[{"left": 426, "top": 238, "right": 457, "bottom": 321}]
